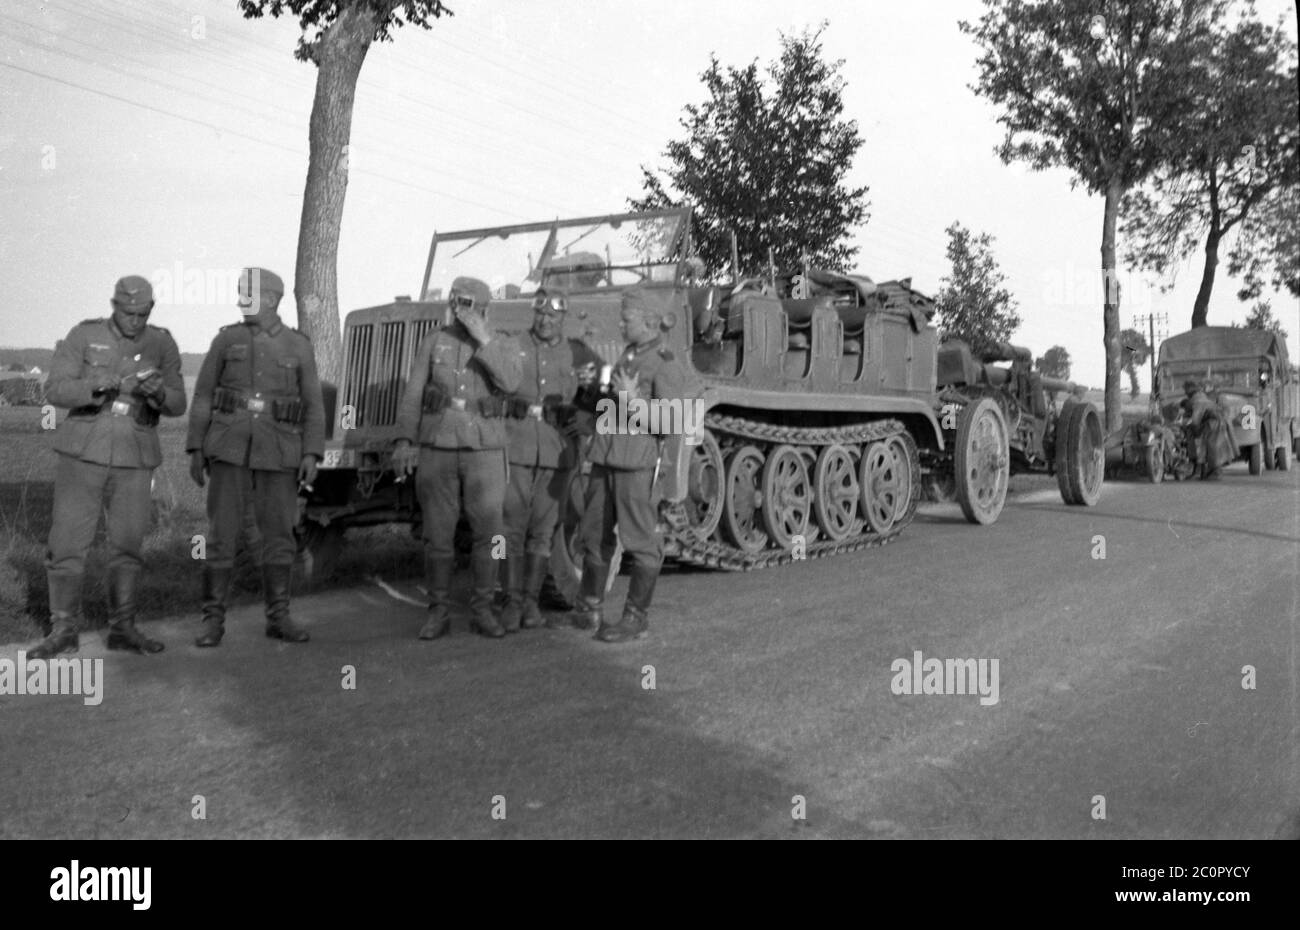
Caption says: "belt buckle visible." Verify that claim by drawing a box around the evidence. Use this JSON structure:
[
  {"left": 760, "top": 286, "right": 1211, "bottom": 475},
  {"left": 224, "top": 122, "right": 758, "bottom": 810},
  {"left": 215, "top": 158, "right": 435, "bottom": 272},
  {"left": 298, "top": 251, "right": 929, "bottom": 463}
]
[
  {"left": 247, "top": 397, "right": 266, "bottom": 413},
  {"left": 451, "top": 397, "right": 467, "bottom": 411},
  {"left": 110, "top": 400, "right": 131, "bottom": 416},
  {"left": 528, "top": 404, "right": 543, "bottom": 420}
]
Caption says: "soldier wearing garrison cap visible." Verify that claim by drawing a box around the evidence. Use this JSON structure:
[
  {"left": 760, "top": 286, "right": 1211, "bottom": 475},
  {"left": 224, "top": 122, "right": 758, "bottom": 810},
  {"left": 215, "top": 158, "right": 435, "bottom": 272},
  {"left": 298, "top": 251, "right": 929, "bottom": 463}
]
[
  {"left": 188, "top": 267, "right": 325, "bottom": 647},
  {"left": 28, "top": 274, "right": 187, "bottom": 659},
  {"left": 570, "top": 286, "right": 702, "bottom": 643},
  {"left": 393, "top": 276, "right": 522, "bottom": 640}
]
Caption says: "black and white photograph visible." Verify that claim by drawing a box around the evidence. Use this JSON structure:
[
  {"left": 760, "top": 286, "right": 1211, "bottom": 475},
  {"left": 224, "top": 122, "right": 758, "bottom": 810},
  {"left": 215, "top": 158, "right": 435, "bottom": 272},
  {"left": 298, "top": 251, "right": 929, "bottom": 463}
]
[{"left": 0, "top": 0, "right": 1297, "bottom": 877}]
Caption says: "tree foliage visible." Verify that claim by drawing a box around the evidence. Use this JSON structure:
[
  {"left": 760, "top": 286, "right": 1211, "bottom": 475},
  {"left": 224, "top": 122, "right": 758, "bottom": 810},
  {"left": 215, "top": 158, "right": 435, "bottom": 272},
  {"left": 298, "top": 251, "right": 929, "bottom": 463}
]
[
  {"left": 1239, "top": 301, "right": 1289, "bottom": 341},
  {"left": 1035, "top": 346, "right": 1072, "bottom": 381},
  {"left": 239, "top": 0, "right": 451, "bottom": 384},
  {"left": 960, "top": 0, "right": 1214, "bottom": 432},
  {"left": 632, "top": 24, "right": 869, "bottom": 280},
  {"left": 933, "top": 221, "right": 1021, "bottom": 356},
  {"left": 1119, "top": 326, "right": 1150, "bottom": 397},
  {"left": 1120, "top": 5, "right": 1298, "bottom": 328}
]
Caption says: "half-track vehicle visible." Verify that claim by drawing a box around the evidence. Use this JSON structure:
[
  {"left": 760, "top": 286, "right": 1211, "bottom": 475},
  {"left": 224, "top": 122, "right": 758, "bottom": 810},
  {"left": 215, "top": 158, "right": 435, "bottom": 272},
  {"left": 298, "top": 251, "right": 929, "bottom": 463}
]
[
  {"left": 931, "top": 341, "right": 1105, "bottom": 513},
  {"left": 1154, "top": 326, "right": 1299, "bottom": 475},
  {"left": 301, "top": 207, "right": 1011, "bottom": 591}
]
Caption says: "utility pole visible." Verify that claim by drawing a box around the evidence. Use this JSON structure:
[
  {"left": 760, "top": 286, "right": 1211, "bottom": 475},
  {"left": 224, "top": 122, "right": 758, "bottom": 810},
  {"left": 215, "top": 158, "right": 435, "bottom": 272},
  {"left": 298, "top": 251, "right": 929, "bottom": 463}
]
[{"left": 1131, "top": 312, "right": 1169, "bottom": 397}]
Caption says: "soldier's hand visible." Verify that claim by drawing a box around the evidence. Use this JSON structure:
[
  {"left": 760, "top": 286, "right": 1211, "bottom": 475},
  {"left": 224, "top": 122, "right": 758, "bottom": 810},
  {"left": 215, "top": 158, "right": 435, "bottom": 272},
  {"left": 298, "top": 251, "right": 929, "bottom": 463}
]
[
  {"left": 612, "top": 370, "right": 639, "bottom": 399},
  {"left": 298, "top": 455, "right": 318, "bottom": 491},
  {"left": 392, "top": 440, "right": 419, "bottom": 478},
  {"left": 457, "top": 309, "right": 492, "bottom": 346},
  {"left": 189, "top": 451, "right": 208, "bottom": 488},
  {"left": 90, "top": 374, "right": 120, "bottom": 397}
]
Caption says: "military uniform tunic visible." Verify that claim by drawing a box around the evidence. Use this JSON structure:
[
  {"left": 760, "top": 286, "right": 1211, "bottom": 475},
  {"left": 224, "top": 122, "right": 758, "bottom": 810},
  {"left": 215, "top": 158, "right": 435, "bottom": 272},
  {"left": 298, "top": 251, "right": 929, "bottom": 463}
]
[
  {"left": 187, "top": 317, "right": 325, "bottom": 568},
  {"left": 503, "top": 330, "right": 600, "bottom": 557},
  {"left": 44, "top": 317, "right": 187, "bottom": 603},
  {"left": 395, "top": 322, "right": 522, "bottom": 560}
]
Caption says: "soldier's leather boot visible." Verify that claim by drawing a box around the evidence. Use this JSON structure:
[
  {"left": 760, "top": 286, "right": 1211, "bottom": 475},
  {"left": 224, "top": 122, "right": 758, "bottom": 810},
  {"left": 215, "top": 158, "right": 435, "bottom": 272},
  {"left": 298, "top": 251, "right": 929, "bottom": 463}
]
[
  {"left": 566, "top": 557, "right": 608, "bottom": 632},
  {"left": 520, "top": 552, "right": 549, "bottom": 629},
  {"left": 419, "top": 555, "right": 453, "bottom": 640},
  {"left": 105, "top": 565, "right": 164, "bottom": 654},
  {"left": 499, "top": 555, "right": 525, "bottom": 633},
  {"left": 263, "top": 564, "right": 309, "bottom": 643},
  {"left": 597, "top": 560, "right": 658, "bottom": 643},
  {"left": 596, "top": 604, "right": 648, "bottom": 644},
  {"left": 469, "top": 549, "right": 505, "bottom": 639},
  {"left": 195, "top": 565, "right": 233, "bottom": 647},
  {"left": 31, "top": 573, "right": 82, "bottom": 659}
]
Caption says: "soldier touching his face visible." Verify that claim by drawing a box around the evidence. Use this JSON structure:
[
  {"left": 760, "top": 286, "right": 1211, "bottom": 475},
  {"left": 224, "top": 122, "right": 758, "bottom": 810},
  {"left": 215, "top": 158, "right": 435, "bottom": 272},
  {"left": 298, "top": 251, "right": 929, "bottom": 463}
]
[
  {"left": 187, "top": 268, "right": 325, "bottom": 647},
  {"left": 392, "top": 276, "right": 522, "bottom": 641},
  {"left": 28, "top": 275, "right": 186, "bottom": 659}
]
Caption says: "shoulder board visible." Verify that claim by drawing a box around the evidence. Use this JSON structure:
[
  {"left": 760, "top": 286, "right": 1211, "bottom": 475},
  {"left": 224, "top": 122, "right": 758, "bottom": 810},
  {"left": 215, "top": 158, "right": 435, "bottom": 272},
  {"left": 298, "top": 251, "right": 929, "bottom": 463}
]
[
  {"left": 658, "top": 347, "right": 675, "bottom": 361},
  {"left": 290, "top": 326, "right": 312, "bottom": 341},
  {"left": 219, "top": 322, "right": 242, "bottom": 331},
  {"left": 148, "top": 324, "right": 171, "bottom": 336},
  {"left": 79, "top": 318, "right": 106, "bottom": 327}
]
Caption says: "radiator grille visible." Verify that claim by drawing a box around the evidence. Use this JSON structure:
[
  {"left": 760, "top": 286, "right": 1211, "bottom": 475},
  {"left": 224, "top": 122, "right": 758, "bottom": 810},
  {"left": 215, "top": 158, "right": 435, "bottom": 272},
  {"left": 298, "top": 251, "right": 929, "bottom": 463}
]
[{"left": 343, "top": 324, "right": 374, "bottom": 428}]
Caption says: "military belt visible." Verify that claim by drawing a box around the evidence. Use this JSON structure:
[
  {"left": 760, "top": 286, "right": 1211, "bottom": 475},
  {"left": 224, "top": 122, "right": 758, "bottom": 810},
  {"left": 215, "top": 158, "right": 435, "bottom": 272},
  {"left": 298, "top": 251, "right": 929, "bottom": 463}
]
[
  {"left": 504, "top": 396, "right": 571, "bottom": 427},
  {"left": 72, "top": 394, "right": 159, "bottom": 427},
  {"left": 213, "top": 387, "right": 305, "bottom": 424},
  {"left": 422, "top": 384, "right": 507, "bottom": 418}
]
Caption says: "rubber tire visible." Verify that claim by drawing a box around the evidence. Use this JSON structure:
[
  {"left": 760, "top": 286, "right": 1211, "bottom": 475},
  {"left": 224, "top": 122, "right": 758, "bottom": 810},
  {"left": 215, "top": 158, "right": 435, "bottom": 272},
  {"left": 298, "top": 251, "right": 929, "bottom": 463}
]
[
  {"left": 1276, "top": 439, "right": 1292, "bottom": 472},
  {"left": 954, "top": 397, "right": 1009, "bottom": 526},
  {"left": 1144, "top": 442, "right": 1164, "bottom": 484},
  {"left": 296, "top": 521, "right": 345, "bottom": 587},
  {"left": 549, "top": 466, "right": 588, "bottom": 606},
  {"left": 1248, "top": 442, "right": 1263, "bottom": 475},
  {"left": 1056, "top": 402, "right": 1105, "bottom": 506},
  {"left": 1262, "top": 429, "right": 1274, "bottom": 471}
]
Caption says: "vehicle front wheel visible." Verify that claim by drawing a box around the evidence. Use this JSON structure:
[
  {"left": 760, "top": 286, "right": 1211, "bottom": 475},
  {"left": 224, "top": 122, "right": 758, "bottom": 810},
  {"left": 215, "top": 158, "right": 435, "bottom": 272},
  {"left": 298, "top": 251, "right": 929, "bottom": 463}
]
[{"left": 1248, "top": 442, "right": 1263, "bottom": 475}]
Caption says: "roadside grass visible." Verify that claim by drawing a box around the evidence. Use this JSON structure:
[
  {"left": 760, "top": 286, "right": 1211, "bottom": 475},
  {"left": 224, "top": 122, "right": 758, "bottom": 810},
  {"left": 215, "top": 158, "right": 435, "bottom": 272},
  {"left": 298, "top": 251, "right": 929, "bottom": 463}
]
[{"left": 0, "top": 406, "right": 422, "bottom": 646}]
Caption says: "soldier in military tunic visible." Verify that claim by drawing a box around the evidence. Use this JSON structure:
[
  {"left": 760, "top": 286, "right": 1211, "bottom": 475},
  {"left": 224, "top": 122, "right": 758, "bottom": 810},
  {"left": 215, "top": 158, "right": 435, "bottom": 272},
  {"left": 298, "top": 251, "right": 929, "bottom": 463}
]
[
  {"left": 28, "top": 275, "right": 186, "bottom": 659},
  {"left": 498, "top": 289, "right": 600, "bottom": 632},
  {"left": 393, "top": 276, "right": 522, "bottom": 640},
  {"left": 187, "top": 268, "right": 324, "bottom": 646},
  {"left": 573, "top": 287, "right": 702, "bottom": 643}
]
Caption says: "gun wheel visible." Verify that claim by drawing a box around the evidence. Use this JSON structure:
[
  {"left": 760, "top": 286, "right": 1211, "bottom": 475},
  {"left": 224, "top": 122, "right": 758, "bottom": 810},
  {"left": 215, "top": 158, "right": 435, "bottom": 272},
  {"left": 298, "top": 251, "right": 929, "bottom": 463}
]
[
  {"left": 1144, "top": 442, "right": 1165, "bottom": 483},
  {"left": 722, "top": 445, "right": 768, "bottom": 554},
  {"left": 955, "top": 397, "right": 1009, "bottom": 525},
  {"left": 813, "top": 443, "right": 861, "bottom": 542},
  {"left": 761, "top": 444, "right": 812, "bottom": 551},
  {"left": 1056, "top": 402, "right": 1105, "bottom": 505}
]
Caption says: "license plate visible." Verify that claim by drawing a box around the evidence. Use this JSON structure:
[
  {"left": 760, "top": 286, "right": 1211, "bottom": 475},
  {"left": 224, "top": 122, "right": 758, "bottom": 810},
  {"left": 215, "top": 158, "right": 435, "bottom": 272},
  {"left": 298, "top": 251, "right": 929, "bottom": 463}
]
[{"left": 320, "top": 448, "right": 355, "bottom": 469}]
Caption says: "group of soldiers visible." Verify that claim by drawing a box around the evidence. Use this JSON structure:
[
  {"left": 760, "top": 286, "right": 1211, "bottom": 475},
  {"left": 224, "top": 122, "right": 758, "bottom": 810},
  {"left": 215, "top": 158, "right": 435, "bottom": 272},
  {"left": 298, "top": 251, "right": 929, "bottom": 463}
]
[{"left": 26, "top": 269, "right": 699, "bottom": 660}]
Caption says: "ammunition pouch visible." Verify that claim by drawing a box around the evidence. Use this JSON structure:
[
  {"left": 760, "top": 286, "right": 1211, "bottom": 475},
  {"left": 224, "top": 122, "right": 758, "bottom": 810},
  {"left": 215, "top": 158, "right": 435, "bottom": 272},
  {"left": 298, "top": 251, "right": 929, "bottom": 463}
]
[
  {"left": 212, "top": 387, "right": 304, "bottom": 424},
  {"left": 422, "top": 383, "right": 449, "bottom": 414},
  {"left": 272, "top": 398, "right": 305, "bottom": 425}
]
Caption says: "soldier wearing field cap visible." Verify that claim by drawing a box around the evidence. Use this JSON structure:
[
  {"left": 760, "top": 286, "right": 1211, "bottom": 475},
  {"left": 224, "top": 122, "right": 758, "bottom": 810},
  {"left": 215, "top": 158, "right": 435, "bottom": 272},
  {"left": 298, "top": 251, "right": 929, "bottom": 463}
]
[
  {"left": 28, "top": 275, "right": 186, "bottom": 659},
  {"left": 187, "top": 267, "right": 324, "bottom": 647},
  {"left": 393, "top": 276, "right": 522, "bottom": 640},
  {"left": 573, "top": 286, "right": 702, "bottom": 644},
  {"left": 498, "top": 288, "right": 600, "bottom": 632}
]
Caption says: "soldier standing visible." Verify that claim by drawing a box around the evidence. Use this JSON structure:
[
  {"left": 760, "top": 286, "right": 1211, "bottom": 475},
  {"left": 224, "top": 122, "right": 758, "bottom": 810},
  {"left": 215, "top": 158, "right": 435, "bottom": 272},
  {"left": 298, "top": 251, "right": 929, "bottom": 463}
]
[
  {"left": 187, "top": 268, "right": 324, "bottom": 646},
  {"left": 572, "top": 287, "right": 701, "bottom": 643},
  {"left": 499, "top": 289, "right": 600, "bottom": 632},
  {"left": 28, "top": 275, "right": 186, "bottom": 659},
  {"left": 393, "top": 276, "right": 521, "bottom": 640}
]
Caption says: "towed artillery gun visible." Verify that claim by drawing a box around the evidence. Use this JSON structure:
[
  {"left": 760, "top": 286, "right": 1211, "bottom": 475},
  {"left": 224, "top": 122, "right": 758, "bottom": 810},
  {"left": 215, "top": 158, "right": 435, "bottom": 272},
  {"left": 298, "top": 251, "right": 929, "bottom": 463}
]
[
  {"left": 299, "top": 207, "right": 1013, "bottom": 590},
  {"left": 929, "top": 341, "right": 1105, "bottom": 517}
]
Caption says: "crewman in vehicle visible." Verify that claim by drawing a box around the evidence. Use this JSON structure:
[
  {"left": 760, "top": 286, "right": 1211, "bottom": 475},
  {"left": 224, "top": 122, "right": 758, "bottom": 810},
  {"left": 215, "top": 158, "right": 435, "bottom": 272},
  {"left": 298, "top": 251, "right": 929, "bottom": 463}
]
[
  {"left": 392, "top": 276, "right": 522, "bottom": 640},
  {"left": 28, "top": 275, "right": 186, "bottom": 659},
  {"left": 187, "top": 267, "right": 325, "bottom": 646}
]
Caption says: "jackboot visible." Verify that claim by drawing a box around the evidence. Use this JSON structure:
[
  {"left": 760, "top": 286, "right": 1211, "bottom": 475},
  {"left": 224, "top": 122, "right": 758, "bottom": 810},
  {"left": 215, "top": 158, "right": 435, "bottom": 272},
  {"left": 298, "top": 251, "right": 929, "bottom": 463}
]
[
  {"left": 520, "top": 552, "right": 549, "bottom": 629},
  {"left": 596, "top": 604, "right": 648, "bottom": 644},
  {"left": 597, "top": 560, "right": 658, "bottom": 644},
  {"left": 195, "top": 565, "right": 233, "bottom": 647},
  {"left": 31, "top": 573, "right": 82, "bottom": 659},
  {"left": 263, "top": 564, "right": 309, "bottom": 643},
  {"left": 419, "top": 554, "right": 453, "bottom": 640},
  {"left": 567, "top": 556, "right": 609, "bottom": 633},
  {"left": 105, "top": 565, "right": 164, "bottom": 654},
  {"left": 469, "top": 549, "right": 505, "bottom": 638},
  {"left": 499, "top": 554, "right": 525, "bottom": 633}
]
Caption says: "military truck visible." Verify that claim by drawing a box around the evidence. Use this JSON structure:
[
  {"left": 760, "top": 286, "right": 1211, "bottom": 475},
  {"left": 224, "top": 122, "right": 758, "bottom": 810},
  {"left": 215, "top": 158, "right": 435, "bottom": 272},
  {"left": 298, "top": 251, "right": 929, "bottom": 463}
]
[
  {"left": 301, "top": 207, "right": 1011, "bottom": 589},
  {"left": 1155, "top": 327, "right": 1299, "bottom": 474}
]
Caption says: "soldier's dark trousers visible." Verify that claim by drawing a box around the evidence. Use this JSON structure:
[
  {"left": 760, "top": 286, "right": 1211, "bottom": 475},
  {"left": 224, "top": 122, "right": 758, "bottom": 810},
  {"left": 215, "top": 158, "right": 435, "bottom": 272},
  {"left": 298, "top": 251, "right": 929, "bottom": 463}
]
[
  {"left": 416, "top": 447, "right": 506, "bottom": 612},
  {"left": 504, "top": 463, "right": 566, "bottom": 558},
  {"left": 45, "top": 453, "right": 152, "bottom": 630},
  {"left": 204, "top": 462, "right": 298, "bottom": 568},
  {"left": 579, "top": 464, "right": 663, "bottom": 611}
]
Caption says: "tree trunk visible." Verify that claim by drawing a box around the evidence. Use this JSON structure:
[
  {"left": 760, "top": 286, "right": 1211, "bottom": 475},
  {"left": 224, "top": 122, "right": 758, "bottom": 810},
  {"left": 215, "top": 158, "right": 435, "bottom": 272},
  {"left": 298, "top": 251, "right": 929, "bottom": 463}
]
[
  {"left": 1101, "top": 177, "right": 1124, "bottom": 434},
  {"left": 294, "top": 5, "right": 377, "bottom": 387},
  {"left": 1190, "top": 228, "right": 1220, "bottom": 329}
]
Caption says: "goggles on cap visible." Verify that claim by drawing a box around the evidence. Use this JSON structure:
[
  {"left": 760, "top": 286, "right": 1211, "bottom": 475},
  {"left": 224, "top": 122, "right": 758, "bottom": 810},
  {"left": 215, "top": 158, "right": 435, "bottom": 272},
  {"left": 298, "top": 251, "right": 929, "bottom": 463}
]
[
  {"left": 532, "top": 294, "right": 567, "bottom": 315},
  {"left": 449, "top": 293, "right": 478, "bottom": 312}
]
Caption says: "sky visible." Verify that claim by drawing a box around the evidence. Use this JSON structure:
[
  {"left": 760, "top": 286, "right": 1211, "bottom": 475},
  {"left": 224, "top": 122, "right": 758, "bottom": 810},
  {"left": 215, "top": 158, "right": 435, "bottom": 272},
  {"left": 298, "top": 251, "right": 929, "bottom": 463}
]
[{"left": 0, "top": 0, "right": 1296, "bottom": 389}]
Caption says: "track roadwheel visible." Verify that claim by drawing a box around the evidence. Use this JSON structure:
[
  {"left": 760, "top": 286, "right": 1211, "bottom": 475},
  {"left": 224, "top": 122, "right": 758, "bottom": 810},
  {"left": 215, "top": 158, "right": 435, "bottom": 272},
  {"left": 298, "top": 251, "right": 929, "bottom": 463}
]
[
  {"left": 761, "top": 444, "right": 812, "bottom": 551},
  {"left": 1056, "top": 402, "right": 1105, "bottom": 505},
  {"left": 889, "top": 432, "right": 920, "bottom": 527},
  {"left": 1144, "top": 441, "right": 1164, "bottom": 484},
  {"left": 1248, "top": 442, "right": 1263, "bottom": 475},
  {"left": 1277, "top": 439, "right": 1292, "bottom": 472},
  {"left": 858, "top": 438, "right": 910, "bottom": 534},
  {"left": 722, "top": 445, "right": 768, "bottom": 554},
  {"left": 686, "top": 429, "right": 725, "bottom": 539},
  {"left": 955, "top": 398, "right": 1009, "bottom": 525},
  {"left": 813, "top": 444, "right": 861, "bottom": 542}
]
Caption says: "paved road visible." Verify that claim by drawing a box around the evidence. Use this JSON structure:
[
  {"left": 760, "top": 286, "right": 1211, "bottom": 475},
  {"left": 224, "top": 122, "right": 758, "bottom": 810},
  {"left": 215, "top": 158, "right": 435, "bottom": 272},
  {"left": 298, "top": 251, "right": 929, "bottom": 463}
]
[{"left": 2, "top": 465, "right": 1297, "bottom": 838}]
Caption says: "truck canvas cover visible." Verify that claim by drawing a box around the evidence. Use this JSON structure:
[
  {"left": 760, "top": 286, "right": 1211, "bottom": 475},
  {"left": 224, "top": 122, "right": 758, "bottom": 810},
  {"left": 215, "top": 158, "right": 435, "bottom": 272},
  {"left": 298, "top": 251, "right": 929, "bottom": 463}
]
[{"left": 1159, "top": 326, "right": 1289, "bottom": 366}]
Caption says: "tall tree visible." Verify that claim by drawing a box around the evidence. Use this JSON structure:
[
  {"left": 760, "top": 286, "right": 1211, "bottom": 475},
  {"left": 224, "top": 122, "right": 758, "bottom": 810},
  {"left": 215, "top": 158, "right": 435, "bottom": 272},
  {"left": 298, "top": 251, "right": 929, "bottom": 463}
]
[
  {"left": 1239, "top": 301, "right": 1289, "bottom": 340},
  {"left": 1229, "top": 184, "right": 1300, "bottom": 309},
  {"left": 961, "top": 0, "right": 1213, "bottom": 432},
  {"left": 1121, "top": 7, "right": 1298, "bottom": 328},
  {"left": 1035, "top": 345, "right": 1072, "bottom": 381},
  {"left": 238, "top": 0, "right": 451, "bottom": 384},
  {"left": 631, "top": 23, "right": 869, "bottom": 279},
  {"left": 1119, "top": 326, "right": 1150, "bottom": 398},
  {"left": 933, "top": 221, "right": 1022, "bottom": 356}
]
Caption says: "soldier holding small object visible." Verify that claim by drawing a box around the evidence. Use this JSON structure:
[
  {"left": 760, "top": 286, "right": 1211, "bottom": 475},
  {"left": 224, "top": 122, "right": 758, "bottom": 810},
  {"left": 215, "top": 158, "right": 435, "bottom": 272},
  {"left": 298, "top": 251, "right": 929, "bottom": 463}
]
[{"left": 28, "top": 275, "right": 186, "bottom": 659}]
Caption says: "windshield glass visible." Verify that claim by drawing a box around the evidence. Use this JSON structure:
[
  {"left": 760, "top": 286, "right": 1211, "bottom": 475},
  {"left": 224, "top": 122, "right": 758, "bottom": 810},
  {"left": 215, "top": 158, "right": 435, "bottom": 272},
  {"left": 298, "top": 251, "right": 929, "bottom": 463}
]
[
  {"left": 423, "top": 211, "right": 686, "bottom": 301},
  {"left": 1159, "top": 365, "right": 1261, "bottom": 396}
]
